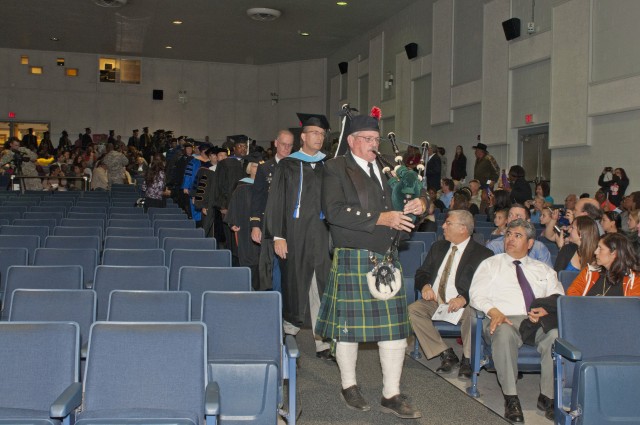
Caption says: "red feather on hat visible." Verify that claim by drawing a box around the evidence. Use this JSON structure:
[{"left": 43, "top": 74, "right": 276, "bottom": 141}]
[{"left": 370, "top": 106, "right": 381, "bottom": 120}]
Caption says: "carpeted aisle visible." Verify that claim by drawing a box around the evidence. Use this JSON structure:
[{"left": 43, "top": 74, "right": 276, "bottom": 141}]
[{"left": 294, "top": 329, "right": 508, "bottom": 425}]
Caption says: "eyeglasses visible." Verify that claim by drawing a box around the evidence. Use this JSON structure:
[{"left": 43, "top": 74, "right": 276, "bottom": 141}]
[
  {"left": 355, "top": 135, "right": 381, "bottom": 143},
  {"left": 304, "top": 130, "right": 326, "bottom": 138}
]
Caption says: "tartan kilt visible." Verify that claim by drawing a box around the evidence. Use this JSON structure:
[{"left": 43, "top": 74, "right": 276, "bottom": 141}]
[{"left": 315, "top": 248, "right": 411, "bottom": 342}]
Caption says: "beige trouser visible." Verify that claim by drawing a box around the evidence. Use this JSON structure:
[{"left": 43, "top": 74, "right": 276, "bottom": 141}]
[{"left": 408, "top": 299, "right": 472, "bottom": 359}]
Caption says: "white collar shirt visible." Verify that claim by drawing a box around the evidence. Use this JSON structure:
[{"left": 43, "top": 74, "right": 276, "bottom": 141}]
[
  {"left": 469, "top": 253, "right": 564, "bottom": 316},
  {"left": 432, "top": 237, "right": 471, "bottom": 302},
  {"left": 352, "top": 153, "right": 383, "bottom": 189}
]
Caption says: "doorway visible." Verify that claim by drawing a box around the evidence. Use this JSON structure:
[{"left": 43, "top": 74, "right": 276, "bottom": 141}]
[
  {"left": 519, "top": 125, "right": 550, "bottom": 184},
  {"left": 1, "top": 121, "right": 51, "bottom": 146}
]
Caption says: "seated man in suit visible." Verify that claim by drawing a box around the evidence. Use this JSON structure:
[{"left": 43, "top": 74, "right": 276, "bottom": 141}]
[
  {"left": 408, "top": 210, "right": 493, "bottom": 378},
  {"left": 470, "top": 219, "right": 564, "bottom": 422}
]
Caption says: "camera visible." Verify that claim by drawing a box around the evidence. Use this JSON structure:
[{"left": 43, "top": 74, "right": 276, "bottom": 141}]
[{"left": 553, "top": 225, "right": 569, "bottom": 238}]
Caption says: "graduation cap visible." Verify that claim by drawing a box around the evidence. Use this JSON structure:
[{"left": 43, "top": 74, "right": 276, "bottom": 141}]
[
  {"left": 296, "top": 113, "right": 330, "bottom": 131},
  {"left": 243, "top": 151, "right": 264, "bottom": 164},
  {"left": 227, "top": 135, "right": 249, "bottom": 144}
]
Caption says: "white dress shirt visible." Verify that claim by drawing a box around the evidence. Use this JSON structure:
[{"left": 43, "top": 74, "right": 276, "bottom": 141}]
[
  {"left": 431, "top": 237, "right": 471, "bottom": 302},
  {"left": 470, "top": 253, "right": 564, "bottom": 316},
  {"left": 352, "top": 153, "right": 384, "bottom": 190}
]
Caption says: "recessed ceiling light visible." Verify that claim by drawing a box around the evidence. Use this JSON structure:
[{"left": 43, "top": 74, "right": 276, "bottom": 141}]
[
  {"left": 337, "top": 1, "right": 348, "bottom": 5},
  {"left": 247, "top": 8, "right": 281, "bottom": 22},
  {"left": 172, "top": 20, "right": 183, "bottom": 25},
  {"left": 165, "top": 46, "right": 173, "bottom": 49},
  {"left": 50, "top": 36, "right": 60, "bottom": 41},
  {"left": 298, "top": 31, "right": 310, "bottom": 36}
]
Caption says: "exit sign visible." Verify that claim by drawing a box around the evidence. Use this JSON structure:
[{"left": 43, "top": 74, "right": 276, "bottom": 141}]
[
  {"left": 525, "top": 114, "right": 535, "bottom": 124},
  {"left": 8, "top": 112, "right": 15, "bottom": 118}
]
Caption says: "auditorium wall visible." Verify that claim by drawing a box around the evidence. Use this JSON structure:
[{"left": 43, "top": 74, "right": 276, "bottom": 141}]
[
  {"left": 0, "top": 48, "right": 326, "bottom": 144},
  {"left": 327, "top": 0, "right": 640, "bottom": 200}
]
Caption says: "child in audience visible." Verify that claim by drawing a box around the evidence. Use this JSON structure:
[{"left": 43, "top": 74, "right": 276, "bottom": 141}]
[{"left": 492, "top": 208, "right": 508, "bottom": 236}]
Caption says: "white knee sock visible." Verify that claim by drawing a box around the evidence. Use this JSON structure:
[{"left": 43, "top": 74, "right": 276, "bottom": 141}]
[
  {"left": 336, "top": 341, "right": 359, "bottom": 389},
  {"left": 378, "top": 339, "right": 407, "bottom": 399}
]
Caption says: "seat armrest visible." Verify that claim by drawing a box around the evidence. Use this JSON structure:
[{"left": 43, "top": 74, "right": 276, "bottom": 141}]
[
  {"left": 205, "top": 381, "right": 220, "bottom": 416},
  {"left": 554, "top": 338, "right": 582, "bottom": 361},
  {"left": 81, "top": 341, "right": 89, "bottom": 359},
  {"left": 285, "top": 335, "right": 300, "bottom": 359},
  {"left": 50, "top": 382, "right": 82, "bottom": 418}
]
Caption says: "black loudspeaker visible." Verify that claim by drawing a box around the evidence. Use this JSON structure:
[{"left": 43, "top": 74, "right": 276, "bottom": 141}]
[
  {"left": 152, "top": 89, "right": 164, "bottom": 100},
  {"left": 338, "top": 62, "right": 348, "bottom": 75},
  {"left": 404, "top": 43, "right": 418, "bottom": 60},
  {"left": 502, "top": 18, "right": 521, "bottom": 41}
]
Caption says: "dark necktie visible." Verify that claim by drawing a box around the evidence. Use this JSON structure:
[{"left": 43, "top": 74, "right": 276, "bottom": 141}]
[
  {"left": 368, "top": 162, "right": 382, "bottom": 189},
  {"left": 437, "top": 246, "right": 458, "bottom": 303},
  {"left": 513, "top": 260, "right": 535, "bottom": 312}
]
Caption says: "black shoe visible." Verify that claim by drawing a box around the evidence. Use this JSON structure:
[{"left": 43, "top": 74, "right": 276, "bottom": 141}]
[
  {"left": 380, "top": 394, "right": 422, "bottom": 419},
  {"left": 504, "top": 395, "right": 524, "bottom": 423},
  {"left": 458, "top": 356, "right": 472, "bottom": 379},
  {"left": 435, "top": 348, "right": 459, "bottom": 373},
  {"left": 316, "top": 349, "right": 336, "bottom": 362},
  {"left": 340, "top": 386, "right": 370, "bottom": 411},
  {"left": 537, "top": 393, "right": 554, "bottom": 421}
]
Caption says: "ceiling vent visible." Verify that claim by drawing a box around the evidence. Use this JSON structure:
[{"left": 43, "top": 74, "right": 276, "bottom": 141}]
[
  {"left": 94, "top": 0, "right": 128, "bottom": 8},
  {"left": 246, "top": 8, "right": 281, "bottom": 22}
]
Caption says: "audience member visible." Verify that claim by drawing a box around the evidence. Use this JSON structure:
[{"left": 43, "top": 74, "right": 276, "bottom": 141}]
[
  {"left": 553, "top": 216, "right": 599, "bottom": 273},
  {"left": 492, "top": 208, "right": 508, "bottom": 236},
  {"left": 472, "top": 142, "right": 499, "bottom": 189},
  {"left": 468, "top": 179, "right": 482, "bottom": 209},
  {"left": 598, "top": 167, "right": 629, "bottom": 207},
  {"left": 535, "top": 181, "right": 553, "bottom": 204},
  {"left": 425, "top": 144, "right": 441, "bottom": 190},
  {"left": 486, "top": 205, "right": 553, "bottom": 267},
  {"left": 438, "top": 146, "right": 447, "bottom": 179},
  {"left": 439, "top": 178, "right": 454, "bottom": 209},
  {"left": 508, "top": 165, "right": 532, "bottom": 205},
  {"left": 91, "top": 161, "right": 109, "bottom": 190},
  {"left": 450, "top": 145, "right": 467, "bottom": 183},
  {"left": 409, "top": 210, "right": 493, "bottom": 379},
  {"left": 470, "top": 219, "right": 563, "bottom": 422},
  {"left": 602, "top": 210, "right": 622, "bottom": 233},
  {"left": 567, "top": 232, "right": 640, "bottom": 296},
  {"left": 142, "top": 159, "right": 167, "bottom": 210}
]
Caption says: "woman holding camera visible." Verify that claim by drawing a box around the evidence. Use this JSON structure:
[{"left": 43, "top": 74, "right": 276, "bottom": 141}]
[
  {"left": 567, "top": 232, "right": 640, "bottom": 296},
  {"left": 553, "top": 216, "right": 599, "bottom": 273},
  {"left": 598, "top": 167, "right": 629, "bottom": 207}
]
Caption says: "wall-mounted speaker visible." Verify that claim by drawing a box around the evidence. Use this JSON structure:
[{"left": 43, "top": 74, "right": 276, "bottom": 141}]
[
  {"left": 502, "top": 18, "right": 521, "bottom": 41},
  {"left": 404, "top": 43, "right": 418, "bottom": 60},
  {"left": 338, "top": 62, "right": 348, "bottom": 75},
  {"left": 152, "top": 89, "right": 164, "bottom": 100}
]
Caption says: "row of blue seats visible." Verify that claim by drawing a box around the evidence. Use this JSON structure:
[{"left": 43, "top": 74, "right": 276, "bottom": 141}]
[
  {"left": 0, "top": 218, "right": 193, "bottom": 235},
  {"left": 0, "top": 289, "right": 299, "bottom": 425},
  {"left": 0, "top": 227, "right": 208, "bottom": 258},
  {"left": 1, "top": 264, "right": 248, "bottom": 322},
  {"left": 0, "top": 247, "right": 229, "bottom": 297}
]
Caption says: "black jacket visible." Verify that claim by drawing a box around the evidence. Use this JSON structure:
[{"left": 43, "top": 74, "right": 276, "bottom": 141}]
[{"left": 414, "top": 239, "right": 493, "bottom": 305}]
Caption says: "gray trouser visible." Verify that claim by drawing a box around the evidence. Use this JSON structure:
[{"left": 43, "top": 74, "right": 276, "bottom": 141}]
[{"left": 482, "top": 315, "right": 556, "bottom": 398}]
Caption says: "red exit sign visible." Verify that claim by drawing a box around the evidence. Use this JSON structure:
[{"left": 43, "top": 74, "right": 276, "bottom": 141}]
[
  {"left": 8, "top": 112, "right": 16, "bottom": 118},
  {"left": 525, "top": 114, "right": 535, "bottom": 124}
]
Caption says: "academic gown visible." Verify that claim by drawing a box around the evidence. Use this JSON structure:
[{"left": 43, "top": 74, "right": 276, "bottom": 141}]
[
  {"left": 224, "top": 178, "right": 261, "bottom": 290},
  {"left": 264, "top": 152, "right": 331, "bottom": 327}
]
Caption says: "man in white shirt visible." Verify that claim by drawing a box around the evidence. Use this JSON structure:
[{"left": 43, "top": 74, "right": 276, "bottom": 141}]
[{"left": 470, "top": 219, "right": 564, "bottom": 423}]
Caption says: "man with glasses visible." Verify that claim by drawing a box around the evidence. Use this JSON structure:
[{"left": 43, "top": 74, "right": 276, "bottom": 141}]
[
  {"left": 470, "top": 219, "right": 563, "bottom": 422},
  {"left": 251, "top": 130, "right": 294, "bottom": 293},
  {"left": 316, "top": 111, "right": 428, "bottom": 419},
  {"left": 408, "top": 210, "right": 492, "bottom": 379},
  {"left": 263, "top": 115, "right": 333, "bottom": 359}
]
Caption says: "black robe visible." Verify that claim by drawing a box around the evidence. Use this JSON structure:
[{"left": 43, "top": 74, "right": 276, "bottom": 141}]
[
  {"left": 214, "top": 157, "right": 245, "bottom": 210},
  {"left": 251, "top": 158, "right": 278, "bottom": 291},
  {"left": 225, "top": 180, "right": 261, "bottom": 290},
  {"left": 264, "top": 153, "right": 331, "bottom": 326}
]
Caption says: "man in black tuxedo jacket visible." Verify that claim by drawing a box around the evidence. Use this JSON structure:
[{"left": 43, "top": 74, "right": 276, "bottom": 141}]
[{"left": 408, "top": 209, "right": 493, "bottom": 378}]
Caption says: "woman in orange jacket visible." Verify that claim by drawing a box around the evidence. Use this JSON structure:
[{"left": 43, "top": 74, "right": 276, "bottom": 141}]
[{"left": 567, "top": 233, "right": 640, "bottom": 297}]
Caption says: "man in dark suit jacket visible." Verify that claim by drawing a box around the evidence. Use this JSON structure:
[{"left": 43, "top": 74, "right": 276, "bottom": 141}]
[
  {"left": 408, "top": 209, "right": 493, "bottom": 378},
  {"left": 425, "top": 145, "right": 441, "bottom": 191}
]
